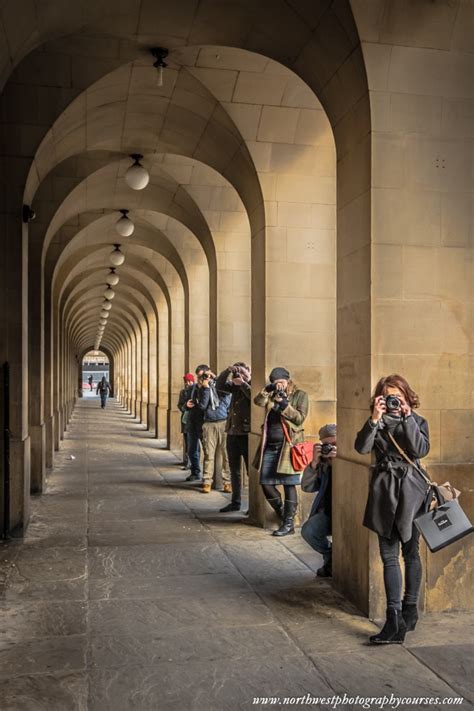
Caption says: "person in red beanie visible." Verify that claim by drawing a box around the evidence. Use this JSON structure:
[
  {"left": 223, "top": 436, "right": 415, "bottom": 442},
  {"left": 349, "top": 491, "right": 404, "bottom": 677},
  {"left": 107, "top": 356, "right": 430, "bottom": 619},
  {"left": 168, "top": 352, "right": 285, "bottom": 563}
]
[{"left": 177, "top": 373, "right": 195, "bottom": 469}]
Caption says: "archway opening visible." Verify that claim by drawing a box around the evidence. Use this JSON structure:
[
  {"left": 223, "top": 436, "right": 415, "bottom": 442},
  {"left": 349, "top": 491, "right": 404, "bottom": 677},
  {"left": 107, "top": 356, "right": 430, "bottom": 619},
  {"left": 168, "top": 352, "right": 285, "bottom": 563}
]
[{"left": 82, "top": 351, "right": 109, "bottom": 398}]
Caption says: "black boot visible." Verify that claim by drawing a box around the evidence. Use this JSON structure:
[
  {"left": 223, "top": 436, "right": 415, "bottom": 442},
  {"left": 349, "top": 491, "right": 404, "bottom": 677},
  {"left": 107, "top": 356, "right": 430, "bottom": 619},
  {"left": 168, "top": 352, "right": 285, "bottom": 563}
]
[
  {"left": 402, "top": 602, "right": 419, "bottom": 632},
  {"left": 369, "top": 609, "right": 406, "bottom": 645},
  {"left": 266, "top": 497, "right": 283, "bottom": 521},
  {"left": 272, "top": 501, "right": 297, "bottom": 537},
  {"left": 219, "top": 502, "right": 241, "bottom": 512},
  {"left": 317, "top": 557, "right": 332, "bottom": 577}
]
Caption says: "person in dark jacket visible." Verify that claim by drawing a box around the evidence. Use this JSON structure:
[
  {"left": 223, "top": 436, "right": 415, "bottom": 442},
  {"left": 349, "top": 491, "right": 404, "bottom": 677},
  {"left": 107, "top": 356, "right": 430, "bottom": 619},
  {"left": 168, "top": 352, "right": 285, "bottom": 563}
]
[
  {"left": 96, "top": 376, "right": 111, "bottom": 408},
  {"left": 178, "top": 373, "right": 195, "bottom": 469},
  {"left": 196, "top": 370, "right": 232, "bottom": 494},
  {"left": 355, "top": 374, "right": 430, "bottom": 645},
  {"left": 182, "top": 364, "right": 209, "bottom": 482},
  {"left": 301, "top": 423, "right": 337, "bottom": 577},
  {"left": 254, "top": 367, "right": 309, "bottom": 537},
  {"left": 215, "top": 362, "right": 251, "bottom": 512}
]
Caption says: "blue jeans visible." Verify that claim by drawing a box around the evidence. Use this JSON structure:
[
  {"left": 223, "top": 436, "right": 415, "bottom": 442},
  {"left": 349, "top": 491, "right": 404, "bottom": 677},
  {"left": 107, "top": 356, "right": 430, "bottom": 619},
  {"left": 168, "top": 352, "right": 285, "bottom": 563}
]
[
  {"left": 378, "top": 524, "right": 422, "bottom": 611},
  {"left": 301, "top": 511, "right": 331, "bottom": 564},
  {"left": 187, "top": 430, "right": 202, "bottom": 478}
]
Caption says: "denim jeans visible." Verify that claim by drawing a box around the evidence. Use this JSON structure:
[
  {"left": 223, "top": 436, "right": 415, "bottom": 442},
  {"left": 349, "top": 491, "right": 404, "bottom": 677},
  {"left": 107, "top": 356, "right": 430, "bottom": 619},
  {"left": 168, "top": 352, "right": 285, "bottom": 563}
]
[
  {"left": 378, "top": 524, "right": 422, "bottom": 610},
  {"left": 226, "top": 434, "right": 248, "bottom": 505},
  {"left": 187, "top": 430, "right": 202, "bottom": 478},
  {"left": 301, "top": 511, "right": 331, "bottom": 564}
]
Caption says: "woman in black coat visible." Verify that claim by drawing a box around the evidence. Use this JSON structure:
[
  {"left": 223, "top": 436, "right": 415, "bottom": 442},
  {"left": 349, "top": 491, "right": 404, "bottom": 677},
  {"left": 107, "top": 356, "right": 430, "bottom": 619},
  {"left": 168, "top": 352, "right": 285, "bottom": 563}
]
[{"left": 355, "top": 374, "right": 430, "bottom": 645}]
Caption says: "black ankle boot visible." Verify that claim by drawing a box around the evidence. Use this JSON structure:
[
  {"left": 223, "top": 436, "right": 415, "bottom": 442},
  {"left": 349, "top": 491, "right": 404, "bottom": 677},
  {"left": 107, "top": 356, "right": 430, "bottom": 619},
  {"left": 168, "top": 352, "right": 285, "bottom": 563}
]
[
  {"left": 402, "top": 602, "right": 419, "bottom": 632},
  {"left": 272, "top": 501, "right": 297, "bottom": 537},
  {"left": 369, "top": 609, "right": 406, "bottom": 644},
  {"left": 266, "top": 497, "right": 283, "bottom": 520}
]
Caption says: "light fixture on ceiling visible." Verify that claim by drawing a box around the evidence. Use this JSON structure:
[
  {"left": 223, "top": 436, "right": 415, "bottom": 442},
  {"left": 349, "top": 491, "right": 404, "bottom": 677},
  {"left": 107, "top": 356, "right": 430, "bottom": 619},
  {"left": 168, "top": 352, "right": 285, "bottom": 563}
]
[
  {"left": 125, "top": 154, "right": 150, "bottom": 190},
  {"left": 150, "top": 47, "right": 168, "bottom": 87},
  {"left": 106, "top": 268, "right": 119, "bottom": 286},
  {"left": 104, "top": 286, "right": 115, "bottom": 300},
  {"left": 115, "top": 209, "right": 134, "bottom": 237},
  {"left": 110, "top": 244, "right": 125, "bottom": 267}
]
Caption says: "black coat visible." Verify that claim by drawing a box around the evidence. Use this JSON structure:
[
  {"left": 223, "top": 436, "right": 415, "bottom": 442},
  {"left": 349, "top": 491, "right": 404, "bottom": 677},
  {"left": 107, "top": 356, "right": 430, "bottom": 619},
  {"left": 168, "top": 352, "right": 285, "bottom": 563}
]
[
  {"left": 215, "top": 368, "right": 251, "bottom": 435},
  {"left": 180, "top": 384, "right": 204, "bottom": 435},
  {"left": 354, "top": 413, "right": 430, "bottom": 542}
]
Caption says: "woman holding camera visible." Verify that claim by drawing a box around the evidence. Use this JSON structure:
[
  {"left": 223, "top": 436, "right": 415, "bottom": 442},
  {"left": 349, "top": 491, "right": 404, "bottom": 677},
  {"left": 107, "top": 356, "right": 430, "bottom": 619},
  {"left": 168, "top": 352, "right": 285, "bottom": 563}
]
[
  {"left": 254, "top": 367, "right": 309, "bottom": 537},
  {"left": 355, "top": 374, "right": 430, "bottom": 645}
]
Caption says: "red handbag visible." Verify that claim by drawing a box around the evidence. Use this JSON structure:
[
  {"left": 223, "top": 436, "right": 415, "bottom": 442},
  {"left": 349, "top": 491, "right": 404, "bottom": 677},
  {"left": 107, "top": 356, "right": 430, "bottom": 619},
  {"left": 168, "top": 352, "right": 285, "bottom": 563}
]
[{"left": 281, "top": 419, "right": 314, "bottom": 472}]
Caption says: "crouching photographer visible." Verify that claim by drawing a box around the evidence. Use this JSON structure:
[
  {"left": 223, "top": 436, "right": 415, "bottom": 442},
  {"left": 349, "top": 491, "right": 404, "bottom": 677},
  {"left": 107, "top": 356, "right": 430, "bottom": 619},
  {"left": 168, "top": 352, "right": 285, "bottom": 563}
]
[
  {"left": 301, "top": 424, "right": 337, "bottom": 577},
  {"left": 254, "top": 367, "right": 309, "bottom": 537}
]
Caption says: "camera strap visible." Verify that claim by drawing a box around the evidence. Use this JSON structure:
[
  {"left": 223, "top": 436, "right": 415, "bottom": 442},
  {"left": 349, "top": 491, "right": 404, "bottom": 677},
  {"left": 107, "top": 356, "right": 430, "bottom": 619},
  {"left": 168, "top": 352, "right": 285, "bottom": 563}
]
[{"left": 386, "top": 432, "right": 431, "bottom": 485}]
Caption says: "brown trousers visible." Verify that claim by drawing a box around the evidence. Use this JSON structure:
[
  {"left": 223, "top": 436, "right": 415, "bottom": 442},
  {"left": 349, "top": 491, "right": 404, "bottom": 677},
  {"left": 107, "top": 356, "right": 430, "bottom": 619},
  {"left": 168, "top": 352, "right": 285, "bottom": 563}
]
[{"left": 202, "top": 420, "right": 230, "bottom": 485}]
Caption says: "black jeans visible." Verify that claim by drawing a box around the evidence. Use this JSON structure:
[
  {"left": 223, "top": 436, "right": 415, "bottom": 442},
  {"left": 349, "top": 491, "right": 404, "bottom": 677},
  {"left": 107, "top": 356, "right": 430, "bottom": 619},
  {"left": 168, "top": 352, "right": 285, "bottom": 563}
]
[
  {"left": 378, "top": 524, "right": 422, "bottom": 611},
  {"left": 226, "top": 434, "right": 248, "bottom": 505}
]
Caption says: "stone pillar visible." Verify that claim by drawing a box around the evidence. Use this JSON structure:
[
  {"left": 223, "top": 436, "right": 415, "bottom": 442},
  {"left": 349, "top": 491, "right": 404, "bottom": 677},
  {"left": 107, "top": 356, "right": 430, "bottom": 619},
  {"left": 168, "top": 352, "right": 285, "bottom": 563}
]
[{"left": 0, "top": 213, "right": 31, "bottom": 534}]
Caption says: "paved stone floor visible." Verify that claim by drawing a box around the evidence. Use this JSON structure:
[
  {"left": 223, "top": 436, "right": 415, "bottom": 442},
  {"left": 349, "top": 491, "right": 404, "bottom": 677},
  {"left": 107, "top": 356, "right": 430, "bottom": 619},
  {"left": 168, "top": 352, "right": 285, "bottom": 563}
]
[{"left": 0, "top": 400, "right": 472, "bottom": 711}]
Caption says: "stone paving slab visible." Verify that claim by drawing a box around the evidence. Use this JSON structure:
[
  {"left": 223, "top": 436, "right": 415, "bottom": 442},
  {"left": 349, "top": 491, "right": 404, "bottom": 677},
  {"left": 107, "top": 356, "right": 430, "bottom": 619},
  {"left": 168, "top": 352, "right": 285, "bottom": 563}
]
[
  {"left": 0, "top": 671, "right": 88, "bottom": 710},
  {"left": 88, "top": 656, "right": 335, "bottom": 711},
  {"left": 0, "top": 400, "right": 470, "bottom": 711}
]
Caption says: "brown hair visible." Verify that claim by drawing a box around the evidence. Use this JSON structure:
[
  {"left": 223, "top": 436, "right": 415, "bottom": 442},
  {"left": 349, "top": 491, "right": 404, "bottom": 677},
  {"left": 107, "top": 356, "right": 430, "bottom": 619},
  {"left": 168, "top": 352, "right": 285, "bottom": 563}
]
[{"left": 370, "top": 374, "right": 420, "bottom": 410}]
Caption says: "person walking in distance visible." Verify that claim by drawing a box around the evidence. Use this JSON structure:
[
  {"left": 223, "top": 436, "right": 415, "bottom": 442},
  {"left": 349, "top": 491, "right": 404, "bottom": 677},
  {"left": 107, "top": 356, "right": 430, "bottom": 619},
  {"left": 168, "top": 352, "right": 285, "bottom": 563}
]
[
  {"left": 355, "top": 374, "right": 430, "bottom": 645},
  {"left": 96, "top": 375, "right": 111, "bottom": 409},
  {"left": 215, "top": 362, "right": 251, "bottom": 512}
]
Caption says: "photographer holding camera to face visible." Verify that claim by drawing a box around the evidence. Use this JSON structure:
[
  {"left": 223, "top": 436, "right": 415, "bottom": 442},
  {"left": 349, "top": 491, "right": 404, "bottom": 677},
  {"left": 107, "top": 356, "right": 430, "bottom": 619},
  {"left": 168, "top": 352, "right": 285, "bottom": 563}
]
[
  {"left": 253, "top": 367, "right": 309, "bottom": 537},
  {"left": 355, "top": 374, "right": 430, "bottom": 645},
  {"left": 301, "top": 424, "right": 337, "bottom": 577},
  {"left": 196, "top": 368, "right": 232, "bottom": 494},
  {"left": 182, "top": 364, "right": 210, "bottom": 482},
  {"left": 215, "top": 362, "right": 251, "bottom": 512}
]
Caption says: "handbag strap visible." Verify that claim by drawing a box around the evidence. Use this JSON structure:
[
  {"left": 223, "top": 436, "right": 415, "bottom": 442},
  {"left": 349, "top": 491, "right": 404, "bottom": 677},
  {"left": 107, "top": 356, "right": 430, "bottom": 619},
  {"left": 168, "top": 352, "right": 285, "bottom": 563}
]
[
  {"left": 280, "top": 416, "right": 292, "bottom": 445},
  {"left": 386, "top": 431, "right": 432, "bottom": 485}
]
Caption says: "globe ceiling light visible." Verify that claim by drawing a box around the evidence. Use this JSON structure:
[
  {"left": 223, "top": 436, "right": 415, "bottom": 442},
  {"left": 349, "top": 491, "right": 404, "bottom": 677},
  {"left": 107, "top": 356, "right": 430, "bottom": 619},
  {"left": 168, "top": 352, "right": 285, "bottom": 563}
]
[
  {"left": 104, "top": 286, "right": 115, "bottom": 300},
  {"left": 110, "top": 244, "right": 125, "bottom": 267},
  {"left": 115, "top": 209, "right": 134, "bottom": 237},
  {"left": 106, "top": 268, "right": 119, "bottom": 286},
  {"left": 100, "top": 310, "right": 110, "bottom": 319},
  {"left": 102, "top": 300, "right": 112, "bottom": 311},
  {"left": 125, "top": 154, "right": 149, "bottom": 190}
]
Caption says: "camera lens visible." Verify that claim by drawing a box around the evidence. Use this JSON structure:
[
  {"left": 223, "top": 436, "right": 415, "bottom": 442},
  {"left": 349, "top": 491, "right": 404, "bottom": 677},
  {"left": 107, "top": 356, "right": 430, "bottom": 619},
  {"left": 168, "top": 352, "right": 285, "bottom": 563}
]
[{"left": 385, "top": 395, "right": 401, "bottom": 411}]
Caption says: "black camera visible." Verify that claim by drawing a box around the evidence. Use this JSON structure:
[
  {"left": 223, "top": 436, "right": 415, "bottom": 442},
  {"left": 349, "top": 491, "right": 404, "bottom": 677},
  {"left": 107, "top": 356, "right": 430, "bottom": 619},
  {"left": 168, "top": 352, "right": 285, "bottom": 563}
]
[
  {"left": 200, "top": 371, "right": 214, "bottom": 383},
  {"left": 320, "top": 443, "right": 334, "bottom": 457},
  {"left": 385, "top": 395, "right": 401, "bottom": 411}
]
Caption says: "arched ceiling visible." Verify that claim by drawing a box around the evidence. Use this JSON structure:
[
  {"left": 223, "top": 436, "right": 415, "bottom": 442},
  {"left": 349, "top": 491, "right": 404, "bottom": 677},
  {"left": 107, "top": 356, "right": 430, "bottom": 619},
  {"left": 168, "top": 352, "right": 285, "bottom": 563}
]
[{"left": 2, "top": 1, "right": 363, "bottom": 368}]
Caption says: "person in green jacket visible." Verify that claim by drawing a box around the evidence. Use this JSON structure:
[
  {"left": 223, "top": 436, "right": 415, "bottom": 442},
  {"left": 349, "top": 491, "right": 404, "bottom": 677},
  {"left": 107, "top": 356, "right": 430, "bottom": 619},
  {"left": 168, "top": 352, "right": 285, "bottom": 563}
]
[{"left": 253, "top": 367, "right": 309, "bottom": 537}]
